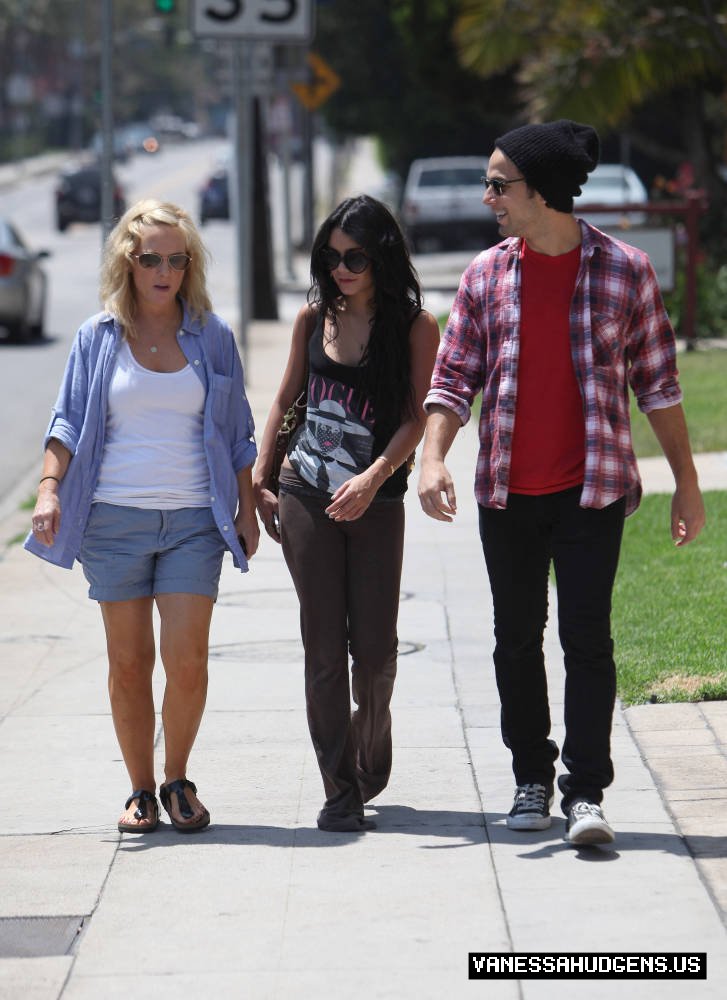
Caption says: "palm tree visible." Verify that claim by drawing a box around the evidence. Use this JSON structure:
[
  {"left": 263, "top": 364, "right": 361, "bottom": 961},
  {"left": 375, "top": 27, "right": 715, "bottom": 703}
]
[{"left": 453, "top": 0, "right": 727, "bottom": 196}]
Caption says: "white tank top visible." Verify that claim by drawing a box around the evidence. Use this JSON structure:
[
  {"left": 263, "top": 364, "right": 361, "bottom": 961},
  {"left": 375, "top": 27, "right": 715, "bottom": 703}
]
[{"left": 94, "top": 340, "right": 210, "bottom": 509}]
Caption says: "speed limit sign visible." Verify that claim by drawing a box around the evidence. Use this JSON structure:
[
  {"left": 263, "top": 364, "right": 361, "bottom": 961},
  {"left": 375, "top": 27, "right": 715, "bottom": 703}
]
[{"left": 191, "top": 0, "right": 313, "bottom": 41}]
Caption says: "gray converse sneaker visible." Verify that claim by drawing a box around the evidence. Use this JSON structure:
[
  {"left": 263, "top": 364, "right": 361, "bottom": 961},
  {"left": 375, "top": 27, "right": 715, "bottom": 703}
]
[
  {"left": 507, "top": 783, "right": 554, "bottom": 830},
  {"left": 565, "top": 799, "right": 614, "bottom": 845}
]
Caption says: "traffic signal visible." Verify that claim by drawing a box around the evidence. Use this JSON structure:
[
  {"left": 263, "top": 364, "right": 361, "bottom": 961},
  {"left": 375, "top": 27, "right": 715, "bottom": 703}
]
[{"left": 155, "top": 0, "right": 175, "bottom": 12}]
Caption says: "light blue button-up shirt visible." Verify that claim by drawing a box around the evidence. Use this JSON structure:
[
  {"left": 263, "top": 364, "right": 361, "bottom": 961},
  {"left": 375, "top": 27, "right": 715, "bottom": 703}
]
[{"left": 24, "top": 302, "right": 257, "bottom": 571}]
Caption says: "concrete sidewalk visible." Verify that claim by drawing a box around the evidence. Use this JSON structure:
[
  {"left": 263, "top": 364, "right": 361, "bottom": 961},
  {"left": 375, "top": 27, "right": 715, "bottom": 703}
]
[{"left": 1, "top": 318, "right": 726, "bottom": 999}]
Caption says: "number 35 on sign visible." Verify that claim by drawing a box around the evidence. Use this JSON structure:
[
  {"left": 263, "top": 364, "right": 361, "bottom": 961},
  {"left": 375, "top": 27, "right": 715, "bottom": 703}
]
[{"left": 191, "top": 0, "right": 313, "bottom": 41}]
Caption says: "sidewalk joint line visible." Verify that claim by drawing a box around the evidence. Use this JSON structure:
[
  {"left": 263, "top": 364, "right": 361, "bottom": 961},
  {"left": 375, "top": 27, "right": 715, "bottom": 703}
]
[{"left": 440, "top": 563, "right": 521, "bottom": 972}]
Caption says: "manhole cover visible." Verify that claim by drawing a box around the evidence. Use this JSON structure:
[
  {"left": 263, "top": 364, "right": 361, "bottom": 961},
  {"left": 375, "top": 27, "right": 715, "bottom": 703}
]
[
  {"left": 209, "top": 639, "right": 424, "bottom": 662},
  {"left": 209, "top": 640, "right": 303, "bottom": 662},
  {"left": 217, "top": 589, "right": 416, "bottom": 608},
  {"left": 0, "top": 915, "right": 85, "bottom": 957},
  {"left": 216, "top": 588, "right": 299, "bottom": 609}
]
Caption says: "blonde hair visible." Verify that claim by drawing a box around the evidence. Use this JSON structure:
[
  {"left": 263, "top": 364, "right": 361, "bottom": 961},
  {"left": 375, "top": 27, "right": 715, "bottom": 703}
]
[{"left": 99, "top": 199, "right": 212, "bottom": 338}]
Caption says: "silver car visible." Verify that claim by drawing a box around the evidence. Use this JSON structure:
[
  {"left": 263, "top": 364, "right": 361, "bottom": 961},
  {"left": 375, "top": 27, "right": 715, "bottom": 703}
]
[
  {"left": 574, "top": 164, "right": 649, "bottom": 228},
  {"left": 400, "top": 156, "right": 500, "bottom": 252},
  {"left": 0, "top": 218, "right": 50, "bottom": 342}
]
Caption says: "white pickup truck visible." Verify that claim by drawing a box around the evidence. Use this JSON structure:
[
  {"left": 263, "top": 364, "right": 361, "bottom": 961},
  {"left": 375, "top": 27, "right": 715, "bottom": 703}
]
[{"left": 400, "top": 156, "right": 500, "bottom": 252}]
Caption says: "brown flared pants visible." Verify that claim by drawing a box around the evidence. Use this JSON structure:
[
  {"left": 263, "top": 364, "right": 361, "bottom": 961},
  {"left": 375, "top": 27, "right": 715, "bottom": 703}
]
[{"left": 279, "top": 487, "right": 405, "bottom": 821}]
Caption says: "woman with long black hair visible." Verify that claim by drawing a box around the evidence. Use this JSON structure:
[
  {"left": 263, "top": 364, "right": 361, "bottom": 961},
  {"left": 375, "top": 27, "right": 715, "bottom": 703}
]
[{"left": 254, "top": 195, "right": 439, "bottom": 832}]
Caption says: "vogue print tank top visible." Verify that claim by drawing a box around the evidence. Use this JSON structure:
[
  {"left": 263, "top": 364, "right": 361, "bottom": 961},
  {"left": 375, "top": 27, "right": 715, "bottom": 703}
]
[{"left": 287, "top": 320, "right": 406, "bottom": 498}]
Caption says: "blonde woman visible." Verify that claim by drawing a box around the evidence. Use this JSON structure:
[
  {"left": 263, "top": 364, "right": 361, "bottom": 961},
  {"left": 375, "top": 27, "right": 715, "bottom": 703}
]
[{"left": 25, "top": 200, "right": 258, "bottom": 833}]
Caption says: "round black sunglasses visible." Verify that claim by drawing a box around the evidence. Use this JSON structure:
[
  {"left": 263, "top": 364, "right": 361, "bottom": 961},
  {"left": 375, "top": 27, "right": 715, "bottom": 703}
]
[{"left": 319, "top": 246, "right": 371, "bottom": 274}]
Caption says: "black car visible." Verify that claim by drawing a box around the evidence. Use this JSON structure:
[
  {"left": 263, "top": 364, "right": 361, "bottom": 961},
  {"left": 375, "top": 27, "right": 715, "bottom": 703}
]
[
  {"left": 199, "top": 169, "right": 229, "bottom": 224},
  {"left": 55, "top": 162, "right": 126, "bottom": 232}
]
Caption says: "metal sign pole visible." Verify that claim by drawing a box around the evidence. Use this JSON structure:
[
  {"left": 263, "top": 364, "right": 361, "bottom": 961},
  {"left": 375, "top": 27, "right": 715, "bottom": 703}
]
[
  {"left": 191, "top": 0, "right": 316, "bottom": 363},
  {"left": 282, "top": 114, "right": 296, "bottom": 281},
  {"left": 100, "top": 0, "right": 114, "bottom": 250},
  {"left": 232, "top": 42, "right": 253, "bottom": 368}
]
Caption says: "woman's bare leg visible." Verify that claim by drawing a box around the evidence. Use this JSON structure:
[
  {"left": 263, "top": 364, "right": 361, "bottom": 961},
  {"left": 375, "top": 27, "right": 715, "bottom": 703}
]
[
  {"left": 100, "top": 597, "right": 157, "bottom": 828},
  {"left": 156, "top": 592, "right": 214, "bottom": 824}
]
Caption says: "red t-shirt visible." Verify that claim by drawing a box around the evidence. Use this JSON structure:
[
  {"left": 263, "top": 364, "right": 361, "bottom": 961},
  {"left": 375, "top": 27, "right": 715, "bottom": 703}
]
[{"left": 508, "top": 241, "right": 585, "bottom": 495}]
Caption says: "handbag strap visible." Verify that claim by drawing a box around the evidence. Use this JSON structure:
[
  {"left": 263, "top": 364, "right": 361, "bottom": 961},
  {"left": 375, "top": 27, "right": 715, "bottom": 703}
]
[{"left": 301, "top": 305, "right": 318, "bottom": 382}]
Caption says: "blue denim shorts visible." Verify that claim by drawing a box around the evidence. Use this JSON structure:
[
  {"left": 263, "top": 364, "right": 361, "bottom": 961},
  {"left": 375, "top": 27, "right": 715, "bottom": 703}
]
[{"left": 79, "top": 503, "right": 226, "bottom": 602}]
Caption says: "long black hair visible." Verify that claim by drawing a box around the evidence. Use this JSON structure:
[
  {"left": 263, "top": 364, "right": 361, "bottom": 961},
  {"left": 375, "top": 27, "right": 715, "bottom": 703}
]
[{"left": 308, "top": 194, "right": 422, "bottom": 439}]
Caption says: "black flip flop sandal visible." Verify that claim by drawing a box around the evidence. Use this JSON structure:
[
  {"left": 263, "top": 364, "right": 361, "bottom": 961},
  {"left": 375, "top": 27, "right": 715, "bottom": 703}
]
[
  {"left": 159, "top": 778, "right": 210, "bottom": 832},
  {"left": 118, "top": 789, "right": 159, "bottom": 833}
]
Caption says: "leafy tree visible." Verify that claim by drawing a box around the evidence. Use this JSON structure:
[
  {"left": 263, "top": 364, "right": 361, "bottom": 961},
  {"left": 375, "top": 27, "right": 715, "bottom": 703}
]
[
  {"left": 314, "top": 0, "right": 520, "bottom": 178},
  {"left": 453, "top": 1, "right": 727, "bottom": 194},
  {"left": 453, "top": 0, "right": 727, "bottom": 260},
  {"left": 0, "top": 0, "right": 223, "bottom": 155}
]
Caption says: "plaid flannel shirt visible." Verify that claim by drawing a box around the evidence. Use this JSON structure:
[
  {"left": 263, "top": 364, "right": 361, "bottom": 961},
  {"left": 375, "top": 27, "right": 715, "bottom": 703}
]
[{"left": 425, "top": 220, "right": 682, "bottom": 515}]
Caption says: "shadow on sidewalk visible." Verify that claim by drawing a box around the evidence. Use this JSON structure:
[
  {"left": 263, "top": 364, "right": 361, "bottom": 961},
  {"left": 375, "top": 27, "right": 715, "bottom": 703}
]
[
  {"left": 481, "top": 814, "right": 727, "bottom": 861},
  {"left": 114, "top": 806, "right": 488, "bottom": 852}
]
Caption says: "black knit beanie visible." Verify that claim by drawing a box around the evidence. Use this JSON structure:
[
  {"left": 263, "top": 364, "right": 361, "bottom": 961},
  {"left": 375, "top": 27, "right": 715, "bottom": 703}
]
[{"left": 495, "top": 119, "right": 600, "bottom": 213}]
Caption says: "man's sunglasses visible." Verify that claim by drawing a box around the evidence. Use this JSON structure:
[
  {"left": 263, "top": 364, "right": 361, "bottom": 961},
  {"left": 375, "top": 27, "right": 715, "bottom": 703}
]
[
  {"left": 132, "top": 252, "right": 192, "bottom": 271},
  {"left": 319, "top": 246, "right": 371, "bottom": 274},
  {"left": 481, "top": 176, "right": 526, "bottom": 196}
]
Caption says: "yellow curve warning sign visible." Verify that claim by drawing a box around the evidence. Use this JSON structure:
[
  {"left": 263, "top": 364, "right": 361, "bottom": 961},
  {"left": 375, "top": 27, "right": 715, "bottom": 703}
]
[{"left": 291, "top": 51, "right": 341, "bottom": 111}]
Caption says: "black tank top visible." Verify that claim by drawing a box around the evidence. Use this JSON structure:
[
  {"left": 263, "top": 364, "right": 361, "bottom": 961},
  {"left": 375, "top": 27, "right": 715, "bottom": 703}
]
[{"left": 286, "top": 320, "right": 407, "bottom": 498}]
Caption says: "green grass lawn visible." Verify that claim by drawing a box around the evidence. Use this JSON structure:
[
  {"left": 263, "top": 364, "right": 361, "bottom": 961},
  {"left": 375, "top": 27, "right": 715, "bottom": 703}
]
[
  {"left": 630, "top": 348, "right": 727, "bottom": 457},
  {"left": 613, "top": 490, "right": 727, "bottom": 705},
  {"left": 610, "top": 350, "right": 727, "bottom": 704},
  {"left": 619, "top": 350, "right": 727, "bottom": 703}
]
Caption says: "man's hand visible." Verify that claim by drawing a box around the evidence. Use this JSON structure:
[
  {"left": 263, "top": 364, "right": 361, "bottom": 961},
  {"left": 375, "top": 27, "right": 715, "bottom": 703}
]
[
  {"left": 418, "top": 458, "right": 457, "bottom": 522},
  {"left": 671, "top": 481, "right": 705, "bottom": 546},
  {"left": 417, "top": 405, "right": 462, "bottom": 522},
  {"left": 645, "top": 404, "right": 706, "bottom": 546}
]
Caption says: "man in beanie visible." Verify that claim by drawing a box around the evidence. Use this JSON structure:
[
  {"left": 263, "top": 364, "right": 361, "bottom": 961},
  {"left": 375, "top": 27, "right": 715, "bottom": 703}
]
[{"left": 418, "top": 119, "right": 705, "bottom": 846}]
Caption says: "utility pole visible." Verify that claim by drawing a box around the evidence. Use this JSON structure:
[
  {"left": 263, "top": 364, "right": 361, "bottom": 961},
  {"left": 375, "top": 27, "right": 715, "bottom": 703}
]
[
  {"left": 231, "top": 42, "right": 254, "bottom": 367},
  {"left": 100, "top": 0, "right": 114, "bottom": 248},
  {"left": 190, "top": 0, "right": 314, "bottom": 359}
]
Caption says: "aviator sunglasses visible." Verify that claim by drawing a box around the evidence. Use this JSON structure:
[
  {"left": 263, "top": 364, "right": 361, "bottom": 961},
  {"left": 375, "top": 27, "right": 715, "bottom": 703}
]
[
  {"left": 132, "top": 252, "right": 192, "bottom": 271},
  {"left": 481, "top": 176, "right": 526, "bottom": 196},
  {"left": 319, "top": 246, "right": 371, "bottom": 274}
]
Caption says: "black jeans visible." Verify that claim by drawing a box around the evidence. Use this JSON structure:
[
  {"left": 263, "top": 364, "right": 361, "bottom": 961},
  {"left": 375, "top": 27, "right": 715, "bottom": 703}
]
[
  {"left": 279, "top": 488, "right": 405, "bottom": 820},
  {"left": 479, "top": 487, "right": 626, "bottom": 813}
]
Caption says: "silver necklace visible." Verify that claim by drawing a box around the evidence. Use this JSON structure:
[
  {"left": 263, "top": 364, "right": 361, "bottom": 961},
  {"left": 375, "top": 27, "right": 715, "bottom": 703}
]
[{"left": 143, "top": 323, "right": 178, "bottom": 353}]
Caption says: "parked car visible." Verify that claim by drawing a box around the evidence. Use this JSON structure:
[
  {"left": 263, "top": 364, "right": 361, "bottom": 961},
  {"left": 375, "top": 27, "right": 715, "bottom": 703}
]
[
  {"left": 150, "top": 114, "right": 200, "bottom": 142},
  {"left": 400, "top": 156, "right": 500, "bottom": 252},
  {"left": 55, "top": 162, "right": 126, "bottom": 232},
  {"left": 0, "top": 218, "right": 50, "bottom": 342},
  {"left": 199, "top": 169, "right": 229, "bottom": 224},
  {"left": 574, "top": 164, "right": 649, "bottom": 227},
  {"left": 88, "top": 129, "right": 132, "bottom": 163}
]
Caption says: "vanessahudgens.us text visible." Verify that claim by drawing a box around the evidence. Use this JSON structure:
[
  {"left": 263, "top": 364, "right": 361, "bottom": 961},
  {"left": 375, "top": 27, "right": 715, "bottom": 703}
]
[{"left": 469, "top": 952, "right": 706, "bottom": 979}]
